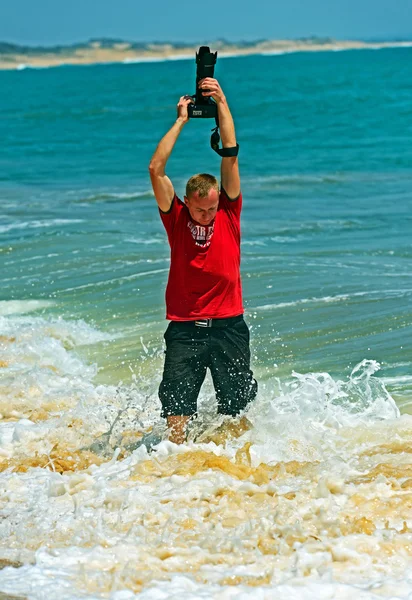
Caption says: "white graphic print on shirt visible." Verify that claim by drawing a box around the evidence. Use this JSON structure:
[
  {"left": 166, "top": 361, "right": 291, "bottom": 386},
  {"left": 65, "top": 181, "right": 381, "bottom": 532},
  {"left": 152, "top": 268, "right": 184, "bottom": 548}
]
[{"left": 187, "top": 220, "right": 215, "bottom": 247}]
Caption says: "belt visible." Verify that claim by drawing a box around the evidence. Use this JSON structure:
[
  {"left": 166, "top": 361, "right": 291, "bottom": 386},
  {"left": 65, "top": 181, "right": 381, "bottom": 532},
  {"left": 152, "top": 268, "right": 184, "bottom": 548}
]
[{"left": 177, "top": 315, "right": 243, "bottom": 328}]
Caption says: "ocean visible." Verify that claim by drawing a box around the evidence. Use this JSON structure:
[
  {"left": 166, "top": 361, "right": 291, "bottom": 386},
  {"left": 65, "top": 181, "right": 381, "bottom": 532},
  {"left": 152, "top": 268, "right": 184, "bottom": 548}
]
[{"left": 0, "top": 47, "right": 412, "bottom": 599}]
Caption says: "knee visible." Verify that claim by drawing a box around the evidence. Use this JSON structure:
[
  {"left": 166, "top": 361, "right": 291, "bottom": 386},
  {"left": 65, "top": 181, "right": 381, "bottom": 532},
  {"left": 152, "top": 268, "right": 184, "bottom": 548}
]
[
  {"left": 217, "top": 376, "right": 258, "bottom": 417},
  {"left": 159, "top": 379, "right": 198, "bottom": 418}
]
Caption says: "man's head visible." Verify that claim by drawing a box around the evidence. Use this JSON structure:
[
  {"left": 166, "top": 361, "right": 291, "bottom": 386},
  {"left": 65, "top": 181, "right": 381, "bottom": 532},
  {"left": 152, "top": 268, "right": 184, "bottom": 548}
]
[{"left": 184, "top": 173, "right": 219, "bottom": 226}]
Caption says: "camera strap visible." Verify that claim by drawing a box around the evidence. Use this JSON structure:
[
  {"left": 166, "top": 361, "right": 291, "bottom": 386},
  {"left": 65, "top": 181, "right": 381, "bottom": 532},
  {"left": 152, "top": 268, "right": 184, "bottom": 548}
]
[{"left": 210, "top": 119, "right": 239, "bottom": 157}]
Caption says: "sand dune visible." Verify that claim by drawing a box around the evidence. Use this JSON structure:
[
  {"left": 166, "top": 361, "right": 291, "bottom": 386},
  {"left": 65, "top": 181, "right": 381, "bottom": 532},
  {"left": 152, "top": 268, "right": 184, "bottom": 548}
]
[{"left": 1, "top": 39, "right": 412, "bottom": 70}]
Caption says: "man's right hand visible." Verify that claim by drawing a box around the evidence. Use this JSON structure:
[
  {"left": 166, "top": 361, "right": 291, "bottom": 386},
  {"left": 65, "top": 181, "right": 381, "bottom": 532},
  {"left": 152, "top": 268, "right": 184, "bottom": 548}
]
[{"left": 177, "top": 95, "right": 194, "bottom": 123}]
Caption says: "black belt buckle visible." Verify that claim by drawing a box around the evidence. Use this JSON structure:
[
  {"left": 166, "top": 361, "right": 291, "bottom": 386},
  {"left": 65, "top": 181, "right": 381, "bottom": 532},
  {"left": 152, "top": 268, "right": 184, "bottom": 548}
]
[{"left": 195, "top": 319, "right": 212, "bottom": 328}]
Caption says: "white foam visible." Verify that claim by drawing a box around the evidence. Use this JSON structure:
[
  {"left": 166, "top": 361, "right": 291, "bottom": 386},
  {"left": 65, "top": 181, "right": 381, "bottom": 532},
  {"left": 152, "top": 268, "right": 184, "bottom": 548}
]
[
  {"left": 382, "top": 375, "right": 412, "bottom": 385},
  {"left": 0, "top": 300, "right": 54, "bottom": 316},
  {"left": 0, "top": 313, "right": 112, "bottom": 346},
  {"left": 124, "top": 237, "right": 164, "bottom": 245},
  {"left": 0, "top": 308, "right": 411, "bottom": 599},
  {"left": 80, "top": 189, "right": 154, "bottom": 202},
  {"left": 0, "top": 219, "right": 83, "bottom": 234},
  {"left": 59, "top": 268, "right": 169, "bottom": 292},
  {"left": 242, "top": 240, "right": 267, "bottom": 246},
  {"left": 16, "top": 63, "right": 55, "bottom": 70},
  {"left": 255, "top": 288, "right": 412, "bottom": 310}
]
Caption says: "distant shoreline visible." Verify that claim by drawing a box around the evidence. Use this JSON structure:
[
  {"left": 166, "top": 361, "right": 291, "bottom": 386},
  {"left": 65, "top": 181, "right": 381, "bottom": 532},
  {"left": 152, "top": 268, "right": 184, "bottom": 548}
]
[{"left": 1, "top": 38, "right": 412, "bottom": 71}]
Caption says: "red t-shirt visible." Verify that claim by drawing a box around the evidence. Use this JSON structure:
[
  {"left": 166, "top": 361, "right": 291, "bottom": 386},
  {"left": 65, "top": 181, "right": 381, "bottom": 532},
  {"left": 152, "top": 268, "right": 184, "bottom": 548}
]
[{"left": 159, "top": 188, "right": 244, "bottom": 320}]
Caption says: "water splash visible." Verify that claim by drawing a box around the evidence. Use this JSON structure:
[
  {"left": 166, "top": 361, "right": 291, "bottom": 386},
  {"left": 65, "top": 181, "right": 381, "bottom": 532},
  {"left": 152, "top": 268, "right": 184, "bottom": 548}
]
[{"left": 1, "top": 314, "right": 411, "bottom": 599}]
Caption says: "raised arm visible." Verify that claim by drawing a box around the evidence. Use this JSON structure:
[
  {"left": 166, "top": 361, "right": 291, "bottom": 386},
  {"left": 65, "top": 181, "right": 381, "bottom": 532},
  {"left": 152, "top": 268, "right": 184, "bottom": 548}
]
[
  {"left": 149, "top": 96, "right": 193, "bottom": 212},
  {"left": 199, "top": 78, "right": 240, "bottom": 199}
]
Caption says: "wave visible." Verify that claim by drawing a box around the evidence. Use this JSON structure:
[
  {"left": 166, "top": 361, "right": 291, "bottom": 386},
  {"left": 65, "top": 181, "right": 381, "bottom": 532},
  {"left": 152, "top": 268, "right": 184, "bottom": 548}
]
[
  {"left": 382, "top": 375, "right": 412, "bottom": 385},
  {"left": 16, "top": 63, "right": 54, "bottom": 71},
  {"left": 1, "top": 308, "right": 410, "bottom": 598},
  {"left": 240, "top": 240, "right": 268, "bottom": 246},
  {"left": 242, "top": 219, "right": 365, "bottom": 241},
  {"left": 249, "top": 173, "right": 346, "bottom": 188},
  {"left": 0, "top": 313, "right": 112, "bottom": 348},
  {"left": 72, "top": 190, "right": 154, "bottom": 204},
  {"left": 246, "top": 170, "right": 412, "bottom": 190},
  {"left": 58, "top": 268, "right": 169, "bottom": 293},
  {"left": 0, "top": 313, "right": 400, "bottom": 454},
  {"left": 0, "top": 219, "right": 83, "bottom": 234},
  {"left": 255, "top": 288, "right": 412, "bottom": 310},
  {"left": 125, "top": 237, "right": 165, "bottom": 245},
  {"left": 0, "top": 313, "right": 114, "bottom": 425},
  {"left": 0, "top": 300, "right": 54, "bottom": 317}
]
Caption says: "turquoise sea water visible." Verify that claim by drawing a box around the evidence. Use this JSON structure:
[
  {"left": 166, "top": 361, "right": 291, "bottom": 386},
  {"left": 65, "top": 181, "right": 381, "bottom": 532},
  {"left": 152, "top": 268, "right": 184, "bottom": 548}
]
[
  {"left": 2, "top": 47, "right": 412, "bottom": 600},
  {"left": 1, "top": 47, "right": 412, "bottom": 405}
]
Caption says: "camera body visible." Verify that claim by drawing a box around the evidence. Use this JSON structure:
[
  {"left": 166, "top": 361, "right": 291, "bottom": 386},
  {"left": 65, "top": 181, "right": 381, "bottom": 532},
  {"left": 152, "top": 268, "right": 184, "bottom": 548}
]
[{"left": 187, "top": 46, "right": 218, "bottom": 119}]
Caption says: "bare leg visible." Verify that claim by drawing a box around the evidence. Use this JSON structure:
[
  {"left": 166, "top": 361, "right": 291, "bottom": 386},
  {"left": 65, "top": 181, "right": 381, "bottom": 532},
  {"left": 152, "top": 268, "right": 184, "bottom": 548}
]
[{"left": 167, "top": 416, "right": 191, "bottom": 444}]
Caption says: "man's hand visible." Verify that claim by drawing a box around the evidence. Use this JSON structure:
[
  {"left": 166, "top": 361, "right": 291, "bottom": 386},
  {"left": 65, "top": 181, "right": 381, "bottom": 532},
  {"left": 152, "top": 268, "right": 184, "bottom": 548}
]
[
  {"left": 198, "top": 78, "right": 226, "bottom": 104},
  {"left": 177, "top": 95, "right": 194, "bottom": 123}
]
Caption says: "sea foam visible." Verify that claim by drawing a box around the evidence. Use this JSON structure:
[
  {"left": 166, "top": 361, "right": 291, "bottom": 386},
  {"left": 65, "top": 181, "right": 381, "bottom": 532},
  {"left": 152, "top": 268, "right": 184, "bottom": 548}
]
[{"left": 0, "top": 309, "right": 411, "bottom": 598}]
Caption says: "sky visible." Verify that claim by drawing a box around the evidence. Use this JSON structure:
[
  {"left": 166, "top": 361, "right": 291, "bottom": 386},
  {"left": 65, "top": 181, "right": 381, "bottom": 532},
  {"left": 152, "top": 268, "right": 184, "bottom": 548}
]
[{"left": 1, "top": 0, "right": 411, "bottom": 46}]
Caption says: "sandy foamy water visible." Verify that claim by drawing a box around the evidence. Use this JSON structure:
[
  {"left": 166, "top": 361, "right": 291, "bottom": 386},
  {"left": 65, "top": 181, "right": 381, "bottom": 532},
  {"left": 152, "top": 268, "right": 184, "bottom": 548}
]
[{"left": 1, "top": 307, "right": 412, "bottom": 600}]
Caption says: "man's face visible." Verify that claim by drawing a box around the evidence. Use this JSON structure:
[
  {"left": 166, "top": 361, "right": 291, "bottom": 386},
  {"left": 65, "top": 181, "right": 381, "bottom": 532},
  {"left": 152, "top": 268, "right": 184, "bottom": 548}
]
[{"left": 184, "top": 189, "right": 219, "bottom": 226}]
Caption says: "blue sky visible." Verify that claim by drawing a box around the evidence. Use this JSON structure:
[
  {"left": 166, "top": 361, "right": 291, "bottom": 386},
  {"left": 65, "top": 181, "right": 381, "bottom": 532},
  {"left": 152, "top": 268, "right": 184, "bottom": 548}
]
[{"left": 1, "top": 0, "right": 411, "bottom": 46}]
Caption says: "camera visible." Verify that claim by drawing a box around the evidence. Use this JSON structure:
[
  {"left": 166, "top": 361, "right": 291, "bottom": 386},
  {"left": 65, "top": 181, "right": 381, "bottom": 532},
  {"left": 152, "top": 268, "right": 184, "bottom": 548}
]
[{"left": 187, "top": 46, "right": 218, "bottom": 119}]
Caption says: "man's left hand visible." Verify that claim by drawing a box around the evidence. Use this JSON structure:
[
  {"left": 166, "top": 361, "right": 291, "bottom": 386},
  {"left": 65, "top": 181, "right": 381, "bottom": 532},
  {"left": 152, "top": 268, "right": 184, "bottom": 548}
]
[{"left": 198, "top": 78, "right": 226, "bottom": 104}]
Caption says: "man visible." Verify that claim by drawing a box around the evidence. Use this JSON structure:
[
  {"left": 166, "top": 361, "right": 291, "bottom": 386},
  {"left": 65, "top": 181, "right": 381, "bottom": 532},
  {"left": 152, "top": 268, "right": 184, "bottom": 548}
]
[{"left": 149, "top": 77, "right": 257, "bottom": 444}]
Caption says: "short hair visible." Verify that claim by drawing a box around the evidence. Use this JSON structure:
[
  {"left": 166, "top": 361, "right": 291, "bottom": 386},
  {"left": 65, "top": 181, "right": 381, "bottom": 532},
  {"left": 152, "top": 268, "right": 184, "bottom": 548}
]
[{"left": 185, "top": 173, "right": 219, "bottom": 199}]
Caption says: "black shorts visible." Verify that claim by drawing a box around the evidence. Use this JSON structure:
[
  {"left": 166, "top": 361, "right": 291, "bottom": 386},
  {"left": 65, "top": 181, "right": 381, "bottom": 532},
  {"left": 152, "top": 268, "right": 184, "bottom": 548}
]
[{"left": 159, "top": 315, "right": 258, "bottom": 418}]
